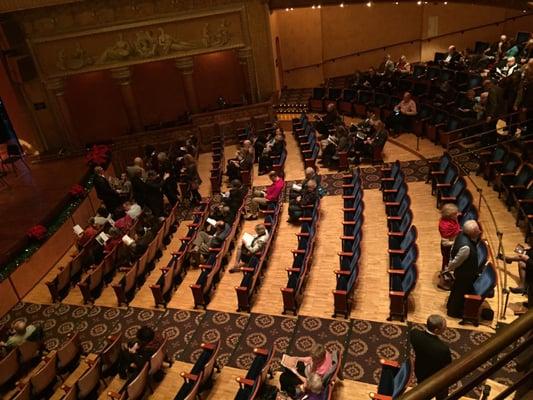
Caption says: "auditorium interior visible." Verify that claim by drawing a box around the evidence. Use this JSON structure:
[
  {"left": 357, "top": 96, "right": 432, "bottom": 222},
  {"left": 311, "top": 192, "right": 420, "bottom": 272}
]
[{"left": 0, "top": 0, "right": 533, "bottom": 399}]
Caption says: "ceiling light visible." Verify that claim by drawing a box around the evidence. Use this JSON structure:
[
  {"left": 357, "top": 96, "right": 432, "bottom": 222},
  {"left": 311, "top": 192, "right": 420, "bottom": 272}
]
[
  {"left": 312, "top": 4, "right": 315, "bottom": 8},
  {"left": 366, "top": 1, "right": 372, "bottom": 7},
  {"left": 340, "top": 2, "right": 344, "bottom": 7},
  {"left": 395, "top": 1, "right": 399, "bottom": 4},
  {"left": 285, "top": 7, "right": 289, "bottom": 11},
  {"left": 443, "top": 1, "right": 447, "bottom": 3},
  {"left": 417, "top": 0, "right": 422, "bottom": 4},
  {"left": 317, "top": 4, "right": 321, "bottom": 8},
  {"left": 290, "top": 7, "right": 294, "bottom": 10}
]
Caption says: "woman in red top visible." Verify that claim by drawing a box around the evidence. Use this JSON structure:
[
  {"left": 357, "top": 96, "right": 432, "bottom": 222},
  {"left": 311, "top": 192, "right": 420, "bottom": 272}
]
[{"left": 439, "top": 203, "right": 461, "bottom": 270}]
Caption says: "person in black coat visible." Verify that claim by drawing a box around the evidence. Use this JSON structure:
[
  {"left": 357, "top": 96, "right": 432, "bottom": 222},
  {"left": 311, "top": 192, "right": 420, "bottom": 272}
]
[
  {"left": 144, "top": 171, "right": 165, "bottom": 218},
  {"left": 131, "top": 169, "right": 147, "bottom": 207},
  {"left": 409, "top": 315, "right": 452, "bottom": 400},
  {"left": 222, "top": 179, "right": 246, "bottom": 214},
  {"left": 93, "top": 166, "right": 121, "bottom": 212},
  {"left": 445, "top": 220, "right": 481, "bottom": 319}
]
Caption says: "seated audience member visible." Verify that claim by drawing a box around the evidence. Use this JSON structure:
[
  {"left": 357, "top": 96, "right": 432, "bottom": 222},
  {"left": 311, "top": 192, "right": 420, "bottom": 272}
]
[
  {"left": 485, "top": 34, "right": 511, "bottom": 63},
  {"left": 209, "top": 205, "right": 236, "bottom": 226},
  {"left": 279, "top": 344, "right": 333, "bottom": 398},
  {"left": 290, "top": 168, "right": 321, "bottom": 200},
  {"left": 433, "top": 80, "right": 457, "bottom": 108},
  {"left": 438, "top": 204, "right": 461, "bottom": 290},
  {"left": 227, "top": 142, "right": 254, "bottom": 181},
  {"left": 144, "top": 170, "right": 165, "bottom": 218},
  {"left": 321, "top": 126, "right": 350, "bottom": 167},
  {"left": 395, "top": 55, "right": 411, "bottom": 73},
  {"left": 475, "top": 92, "right": 489, "bottom": 121},
  {"left": 114, "top": 208, "right": 134, "bottom": 233},
  {"left": 457, "top": 89, "right": 477, "bottom": 122},
  {"left": 189, "top": 220, "right": 231, "bottom": 267},
  {"left": 443, "top": 45, "right": 462, "bottom": 66},
  {"left": 409, "top": 315, "right": 452, "bottom": 400},
  {"left": 124, "top": 201, "right": 142, "bottom": 220},
  {"left": 118, "top": 326, "right": 162, "bottom": 379},
  {"left": 259, "top": 134, "right": 285, "bottom": 175},
  {"left": 300, "top": 373, "right": 324, "bottom": 400},
  {"left": 222, "top": 179, "right": 247, "bottom": 215},
  {"left": 129, "top": 225, "right": 155, "bottom": 260},
  {"left": 500, "top": 245, "right": 533, "bottom": 299},
  {"left": 0, "top": 321, "right": 41, "bottom": 348},
  {"left": 104, "top": 227, "right": 123, "bottom": 255},
  {"left": 139, "top": 208, "right": 162, "bottom": 232},
  {"left": 389, "top": 92, "right": 417, "bottom": 136},
  {"left": 229, "top": 224, "right": 269, "bottom": 273},
  {"left": 94, "top": 206, "right": 111, "bottom": 226},
  {"left": 288, "top": 179, "right": 318, "bottom": 222},
  {"left": 247, "top": 171, "right": 285, "bottom": 220},
  {"left": 497, "top": 56, "right": 519, "bottom": 79},
  {"left": 76, "top": 217, "right": 100, "bottom": 249},
  {"left": 356, "top": 120, "right": 388, "bottom": 163},
  {"left": 182, "top": 154, "right": 202, "bottom": 205},
  {"left": 445, "top": 220, "right": 482, "bottom": 319},
  {"left": 323, "top": 103, "right": 342, "bottom": 127},
  {"left": 94, "top": 166, "right": 122, "bottom": 213}
]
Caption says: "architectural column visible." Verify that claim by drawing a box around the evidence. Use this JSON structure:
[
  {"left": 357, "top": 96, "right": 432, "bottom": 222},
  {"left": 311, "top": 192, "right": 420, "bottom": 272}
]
[
  {"left": 175, "top": 57, "right": 199, "bottom": 114},
  {"left": 110, "top": 67, "right": 143, "bottom": 133},
  {"left": 237, "top": 47, "right": 257, "bottom": 104},
  {"left": 45, "top": 77, "right": 79, "bottom": 149}
]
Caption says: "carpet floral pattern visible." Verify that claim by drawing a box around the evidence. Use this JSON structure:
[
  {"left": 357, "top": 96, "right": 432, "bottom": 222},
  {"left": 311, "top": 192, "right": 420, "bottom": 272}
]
[{"left": 0, "top": 303, "right": 521, "bottom": 398}]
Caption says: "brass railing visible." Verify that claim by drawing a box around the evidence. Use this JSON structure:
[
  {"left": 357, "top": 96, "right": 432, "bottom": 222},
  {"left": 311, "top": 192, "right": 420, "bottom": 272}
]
[{"left": 399, "top": 309, "right": 533, "bottom": 400}]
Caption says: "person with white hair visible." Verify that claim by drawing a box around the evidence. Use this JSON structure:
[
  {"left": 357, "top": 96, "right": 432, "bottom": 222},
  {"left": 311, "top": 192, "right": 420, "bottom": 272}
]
[
  {"left": 0, "top": 321, "right": 38, "bottom": 348},
  {"left": 445, "top": 220, "right": 482, "bottom": 318},
  {"left": 409, "top": 315, "right": 452, "bottom": 400}
]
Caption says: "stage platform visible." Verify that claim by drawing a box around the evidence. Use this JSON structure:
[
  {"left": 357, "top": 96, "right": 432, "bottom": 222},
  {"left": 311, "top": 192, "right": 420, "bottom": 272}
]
[{"left": 0, "top": 156, "right": 87, "bottom": 265}]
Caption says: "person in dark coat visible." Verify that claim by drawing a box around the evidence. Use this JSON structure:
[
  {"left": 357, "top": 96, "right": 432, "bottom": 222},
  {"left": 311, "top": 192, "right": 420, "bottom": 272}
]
[
  {"left": 93, "top": 166, "right": 121, "bottom": 212},
  {"left": 182, "top": 154, "right": 202, "bottom": 205},
  {"left": 144, "top": 171, "right": 165, "bottom": 218},
  {"left": 288, "top": 179, "right": 318, "bottom": 222},
  {"left": 222, "top": 179, "right": 246, "bottom": 214},
  {"left": 483, "top": 79, "right": 506, "bottom": 145},
  {"left": 445, "top": 220, "right": 482, "bottom": 319},
  {"left": 409, "top": 315, "right": 452, "bottom": 400},
  {"left": 514, "top": 59, "right": 533, "bottom": 133},
  {"left": 131, "top": 169, "right": 147, "bottom": 207}
]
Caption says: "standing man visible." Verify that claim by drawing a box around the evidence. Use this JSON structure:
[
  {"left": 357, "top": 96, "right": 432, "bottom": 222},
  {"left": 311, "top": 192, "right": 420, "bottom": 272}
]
[
  {"left": 409, "top": 315, "right": 452, "bottom": 400},
  {"left": 93, "top": 166, "right": 121, "bottom": 213},
  {"left": 446, "top": 220, "right": 481, "bottom": 319}
]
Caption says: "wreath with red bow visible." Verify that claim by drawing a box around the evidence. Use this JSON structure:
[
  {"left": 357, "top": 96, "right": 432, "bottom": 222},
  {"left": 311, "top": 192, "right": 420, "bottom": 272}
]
[{"left": 27, "top": 225, "right": 48, "bottom": 241}]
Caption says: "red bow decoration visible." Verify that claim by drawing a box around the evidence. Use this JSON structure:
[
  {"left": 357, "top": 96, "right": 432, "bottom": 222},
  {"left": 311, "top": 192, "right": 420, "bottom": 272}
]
[
  {"left": 27, "top": 225, "right": 48, "bottom": 241},
  {"left": 69, "top": 184, "right": 86, "bottom": 198},
  {"left": 86, "top": 144, "right": 111, "bottom": 167}
]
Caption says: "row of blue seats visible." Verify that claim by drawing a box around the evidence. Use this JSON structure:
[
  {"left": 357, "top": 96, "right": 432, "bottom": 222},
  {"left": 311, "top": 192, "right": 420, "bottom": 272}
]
[
  {"left": 281, "top": 195, "right": 321, "bottom": 315},
  {"left": 332, "top": 168, "right": 364, "bottom": 318},
  {"left": 381, "top": 161, "right": 418, "bottom": 322},
  {"left": 292, "top": 114, "right": 320, "bottom": 171}
]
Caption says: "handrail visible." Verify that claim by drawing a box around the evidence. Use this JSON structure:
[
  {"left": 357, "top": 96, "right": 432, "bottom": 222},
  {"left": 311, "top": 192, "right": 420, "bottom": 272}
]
[
  {"left": 446, "top": 115, "right": 531, "bottom": 150},
  {"left": 398, "top": 309, "right": 533, "bottom": 400},
  {"left": 284, "top": 12, "right": 533, "bottom": 73},
  {"left": 448, "top": 130, "right": 532, "bottom": 161},
  {"left": 445, "top": 111, "right": 523, "bottom": 147}
]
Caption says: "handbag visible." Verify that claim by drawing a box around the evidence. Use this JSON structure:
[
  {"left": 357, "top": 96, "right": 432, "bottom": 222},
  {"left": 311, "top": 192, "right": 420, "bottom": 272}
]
[{"left": 438, "top": 270, "right": 454, "bottom": 291}]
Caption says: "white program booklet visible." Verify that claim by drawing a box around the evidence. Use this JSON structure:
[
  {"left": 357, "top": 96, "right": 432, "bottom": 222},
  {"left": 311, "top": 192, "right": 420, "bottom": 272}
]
[
  {"left": 292, "top": 183, "right": 302, "bottom": 192},
  {"left": 222, "top": 192, "right": 230, "bottom": 198},
  {"left": 206, "top": 218, "right": 217, "bottom": 227},
  {"left": 242, "top": 232, "right": 254, "bottom": 248},
  {"left": 96, "top": 232, "right": 110, "bottom": 246},
  {"left": 73, "top": 225, "right": 84, "bottom": 236},
  {"left": 122, "top": 235, "right": 135, "bottom": 246}
]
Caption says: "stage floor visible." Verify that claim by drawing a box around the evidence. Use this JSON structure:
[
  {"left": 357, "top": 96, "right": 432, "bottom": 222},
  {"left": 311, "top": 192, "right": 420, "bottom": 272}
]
[{"left": 0, "top": 156, "right": 87, "bottom": 263}]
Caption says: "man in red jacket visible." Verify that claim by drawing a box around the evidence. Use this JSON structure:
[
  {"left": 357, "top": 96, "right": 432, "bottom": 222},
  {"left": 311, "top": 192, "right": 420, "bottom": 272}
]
[{"left": 246, "top": 171, "right": 284, "bottom": 220}]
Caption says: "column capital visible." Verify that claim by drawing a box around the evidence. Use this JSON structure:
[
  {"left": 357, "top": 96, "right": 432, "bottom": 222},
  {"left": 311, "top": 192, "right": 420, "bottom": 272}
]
[
  {"left": 110, "top": 67, "right": 132, "bottom": 85},
  {"left": 46, "top": 77, "right": 66, "bottom": 94},
  {"left": 175, "top": 57, "right": 194, "bottom": 75}
]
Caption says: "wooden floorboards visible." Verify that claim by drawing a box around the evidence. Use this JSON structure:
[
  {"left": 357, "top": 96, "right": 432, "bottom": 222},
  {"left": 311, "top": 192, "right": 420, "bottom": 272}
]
[{"left": 16, "top": 125, "right": 531, "bottom": 399}]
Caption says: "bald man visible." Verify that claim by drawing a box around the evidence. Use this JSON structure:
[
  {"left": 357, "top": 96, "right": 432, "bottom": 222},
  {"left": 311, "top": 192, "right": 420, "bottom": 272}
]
[
  {"left": 409, "top": 315, "right": 452, "bottom": 400},
  {"left": 446, "top": 220, "right": 481, "bottom": 318},
  {"left": 1, "top": 321, "right": 38, "bottom": 348}
]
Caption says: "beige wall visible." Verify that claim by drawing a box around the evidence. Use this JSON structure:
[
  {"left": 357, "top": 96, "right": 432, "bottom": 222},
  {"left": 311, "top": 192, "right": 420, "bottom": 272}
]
[{"left": 272, "top": 3, "right": 533, "bottom": 88}]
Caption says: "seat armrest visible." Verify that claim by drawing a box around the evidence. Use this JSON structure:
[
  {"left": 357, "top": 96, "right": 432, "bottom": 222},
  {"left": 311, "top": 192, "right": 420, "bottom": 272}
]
[
  {"left": 236, "top": 377, "right": 256, "bottom": 387},
  {"left": 335, "top": 270, "right": 351, "bottom": 276},
  {"left": 180, "top": 372, "right": 199, "bottom": 381},
  {"left": 253, "top": 348, "right": 269, "bottom": 356},
  {"left": 464, "top": 294, "right": 482, "bottom": 300},
  {"left": 388, "top": 269, "right": 406, "bottom": 274}
]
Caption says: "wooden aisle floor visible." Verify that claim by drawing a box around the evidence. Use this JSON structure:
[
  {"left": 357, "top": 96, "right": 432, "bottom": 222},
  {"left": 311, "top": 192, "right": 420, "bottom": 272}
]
[{"left": 17, "top": 123, "right": 531, "bottom": 399}]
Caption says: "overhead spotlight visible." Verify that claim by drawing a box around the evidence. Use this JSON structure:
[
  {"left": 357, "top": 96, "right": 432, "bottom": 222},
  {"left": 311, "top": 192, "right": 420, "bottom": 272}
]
[
  {"left": 340, "top": 2, "right": 344, "bottom": 7},
  {"left": 443, "top": 1, "right": 447, "bottom": 3},
  {"left": 317, "top": 4, "right": 321, "bottom": 8},
  {"left": 285, "top": 7, "right": 289, "bottom": 11},
  {"left": 394, "top": 1, "right": 399, "bottom": 4},
  {"left": 290, "top": 7, "right": 294, "bottom": 10},
  {"left": 417, "top": 0, "right": 422, "bottom": 4},
  {"left": 366, "top": 1, "right": 372, "bottom": 7},
  {"left": 312, "top": 4, "right": 315, "bottom": 8}
]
